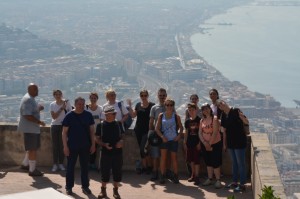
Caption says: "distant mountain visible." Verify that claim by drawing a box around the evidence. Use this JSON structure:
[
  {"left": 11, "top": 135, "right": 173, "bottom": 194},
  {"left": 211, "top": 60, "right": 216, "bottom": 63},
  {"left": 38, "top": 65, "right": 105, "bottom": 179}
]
[{"left": 0, "top": 24, "right": 84, "bottom": 60}]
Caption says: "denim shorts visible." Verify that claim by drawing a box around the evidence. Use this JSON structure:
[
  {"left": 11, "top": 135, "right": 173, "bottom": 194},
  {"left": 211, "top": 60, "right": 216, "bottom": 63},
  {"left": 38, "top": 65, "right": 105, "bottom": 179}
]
[
  {"left": 150, "top": 146, "right": 160, "bottom": 158},
  {"left": 160, "top": 140, "right": 178, "bottom": 152}
]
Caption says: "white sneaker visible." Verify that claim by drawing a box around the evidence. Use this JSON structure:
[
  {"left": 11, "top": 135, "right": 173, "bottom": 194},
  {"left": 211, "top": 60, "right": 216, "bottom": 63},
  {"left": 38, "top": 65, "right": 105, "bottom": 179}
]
[
  {"left": 214, "top": 180, "right": 222, "bottom": 189},
  {"left": 58, "top": 164, "right": 65, "bottom": 171},
  {"left": 202, "top": 179, "right": 212, "bottom": 186},
  {"left": 51, "top": 164, "right": 58, "bottom": 172}
]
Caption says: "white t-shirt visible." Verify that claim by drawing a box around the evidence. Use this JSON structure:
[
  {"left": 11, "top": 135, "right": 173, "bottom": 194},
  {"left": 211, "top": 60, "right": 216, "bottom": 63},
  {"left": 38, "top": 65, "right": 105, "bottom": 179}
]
[
  {"left": 85, "top": 104, "right": 103, "bottom": 125},
  {"left": 50, "top": 101, "right": 72, "bottom": 125},
  {"left": 101, "top": 101, "right": 129, "bottom": 121}
]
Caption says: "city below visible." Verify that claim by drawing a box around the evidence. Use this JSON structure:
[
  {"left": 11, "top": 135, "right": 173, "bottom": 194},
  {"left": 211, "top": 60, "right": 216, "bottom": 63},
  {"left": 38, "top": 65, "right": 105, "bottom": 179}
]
[{"left": 0, "top": 0, "right": 299, "bottom": 197}]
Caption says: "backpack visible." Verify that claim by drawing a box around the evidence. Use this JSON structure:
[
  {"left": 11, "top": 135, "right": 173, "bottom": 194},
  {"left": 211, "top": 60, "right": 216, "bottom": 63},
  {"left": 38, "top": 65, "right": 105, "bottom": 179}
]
[
  {"left": 233, "top": 108, "right": 250, "bottom": 135},
  {"left": 118, "top": 101, "right": 133, "bottom": 130}
]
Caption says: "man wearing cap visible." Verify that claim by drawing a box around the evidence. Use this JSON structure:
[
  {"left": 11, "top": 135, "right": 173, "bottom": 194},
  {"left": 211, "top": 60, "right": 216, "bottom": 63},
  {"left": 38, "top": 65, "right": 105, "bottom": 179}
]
[
  {"left": 62, "top": 97, "right": 95, "bottom": 196},
  {"left": 96, "top": 106, "right": 124, "bottom": 199}
]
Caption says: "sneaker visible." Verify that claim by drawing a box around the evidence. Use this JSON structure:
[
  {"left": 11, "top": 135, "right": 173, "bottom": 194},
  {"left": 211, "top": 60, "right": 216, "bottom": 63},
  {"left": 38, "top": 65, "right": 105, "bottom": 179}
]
[
  {"left": 51, "top": 164, "right": 58, "bottom": 172},
  {"left": 166, "top": 169, "right": 173, "bottom": 180},
  {"left": 202, "top": 179, "right": 212, "bottom": 186},
  {"left": 234, "top": 184, "right": 246, "bottom": 192},
  {"left": 82, "top": 187, "right": 92, "bottom": 195},
  {"left": 187, "top": 176, "right": 194, "bottom": 182},
  {"left": 159, "top": 173, "right": 166, "bottom": 184},
  {"left": 150, "top": 171, "right": 158, "bottom": 181},
  {"left": 58, "top": 164, "right": 65, "bottom": 171},
  {"left": 172, "top": 174, "right": 179, "bottom": 184},
  {"left": 29, "top": 169, "right": 44, "bottom": 177},
  {"left": 225, "top": 182, "right": 238, "bottom": 189},
  {"left": 214, "top": 180, "right": 222, "bottom": 189},
  {"left": 193, "top": 177, "right": 200, "bottom": 185},
  {"left": 20, "top": 165, "right": 29, "bottom": 171},
  {"left": 66, "top": 189, "right": 73, "bottom": 195}
]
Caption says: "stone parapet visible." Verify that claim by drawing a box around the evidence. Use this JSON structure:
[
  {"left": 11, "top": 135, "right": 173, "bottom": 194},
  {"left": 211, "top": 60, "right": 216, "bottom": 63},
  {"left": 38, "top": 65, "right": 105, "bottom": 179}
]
[
  {"left": 251, "top": 133, "right": 287, "bottom": 199},
  {"left": 0, "top": 123, "right": 237, "bottom": 174}
]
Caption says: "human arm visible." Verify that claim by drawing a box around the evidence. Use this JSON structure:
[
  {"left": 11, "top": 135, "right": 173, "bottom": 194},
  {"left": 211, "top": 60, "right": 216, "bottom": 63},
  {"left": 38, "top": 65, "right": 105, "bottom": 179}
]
[
  {"left": 155, "top": 113, "right": 167, "bottom": 142},
  {"left": 50, "top": 101, "right": 69, "bottom": 120},
  {"left": 209, "top": 116, "right": 220, "bottom": 145},
  {"left": 222, "top": 127, "right": 227, "bottom": 151},
  {"left": 115, "top": 133, "right": 125, "bottom": 149},
  {"left": 127, "top": 99, "right": 137, "bottom": 118},
  {"left": 23, "top": 115, "right": 45, "bottom": 126},
  {"left": 184, "top": 109, "right": 189, "bottom": 121},
  {"left": 174, "top": 114, "right": 183, "bottom": 141},
  {"left": 62, "top": 126, "right": 69, "bottom": 156},
  {"left": 149, "top": 117, "right": 155, "bottom": 130},
  {"left": 89, "top": 124, "right": 96, "bottom": 154}
]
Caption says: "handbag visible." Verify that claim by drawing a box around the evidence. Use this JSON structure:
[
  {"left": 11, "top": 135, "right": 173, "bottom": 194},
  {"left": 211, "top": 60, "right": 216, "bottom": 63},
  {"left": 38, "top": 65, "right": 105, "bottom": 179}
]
[{"left": 148, "top": 130, "right": 162, "bottom": 146}]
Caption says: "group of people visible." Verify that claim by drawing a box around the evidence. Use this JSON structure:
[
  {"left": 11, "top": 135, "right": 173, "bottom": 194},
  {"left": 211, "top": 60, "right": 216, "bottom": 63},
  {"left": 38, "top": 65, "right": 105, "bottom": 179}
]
[{"left": 18, "top": 83, "right": 249, "bottom": 199}]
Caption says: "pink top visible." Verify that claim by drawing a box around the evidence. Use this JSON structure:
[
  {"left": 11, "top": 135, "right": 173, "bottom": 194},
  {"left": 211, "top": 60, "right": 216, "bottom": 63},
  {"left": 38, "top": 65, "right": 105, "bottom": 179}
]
[{"left": 200, "top": 117, "right": 221, "bottom": 144}]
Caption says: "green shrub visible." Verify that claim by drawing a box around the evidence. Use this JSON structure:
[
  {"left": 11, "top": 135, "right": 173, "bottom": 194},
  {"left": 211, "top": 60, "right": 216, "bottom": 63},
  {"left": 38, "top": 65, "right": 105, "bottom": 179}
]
[{"left": 259, "top": 185, "right": 280, "bottom": 199}]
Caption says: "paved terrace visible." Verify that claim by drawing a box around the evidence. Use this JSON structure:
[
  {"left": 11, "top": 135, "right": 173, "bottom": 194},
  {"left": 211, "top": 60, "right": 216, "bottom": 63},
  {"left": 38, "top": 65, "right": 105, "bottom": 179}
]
[
  {"left": 0, "top": 124, "right": 287, "bottom": 198},
  {"left": 0, "top": 166, "right": 253, "bottom": 199}
]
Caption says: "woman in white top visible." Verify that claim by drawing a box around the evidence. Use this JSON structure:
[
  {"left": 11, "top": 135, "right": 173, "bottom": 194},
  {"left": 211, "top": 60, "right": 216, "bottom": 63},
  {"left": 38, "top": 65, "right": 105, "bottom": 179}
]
[
  {"left": 50, "top": 89, "right": 72, "bottom": 172},
  {"left": 85, "top": 92, "right": 103, "bottom": 169}
]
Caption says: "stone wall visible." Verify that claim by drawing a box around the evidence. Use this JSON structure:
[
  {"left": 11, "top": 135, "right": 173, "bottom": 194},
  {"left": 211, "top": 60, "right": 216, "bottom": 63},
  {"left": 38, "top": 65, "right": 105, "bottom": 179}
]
[
  {"left": 0, "top": 123, "right": 238, "bottom": 174},
  {"left": 251, "top": 133, "right": 287, "bottom": 199}
]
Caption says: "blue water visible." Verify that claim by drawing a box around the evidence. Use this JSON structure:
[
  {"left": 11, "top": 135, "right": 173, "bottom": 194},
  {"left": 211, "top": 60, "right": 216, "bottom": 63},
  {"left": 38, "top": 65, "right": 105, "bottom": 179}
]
[{"left": 191, "top": 3, "right": 300, "bottom": 107}]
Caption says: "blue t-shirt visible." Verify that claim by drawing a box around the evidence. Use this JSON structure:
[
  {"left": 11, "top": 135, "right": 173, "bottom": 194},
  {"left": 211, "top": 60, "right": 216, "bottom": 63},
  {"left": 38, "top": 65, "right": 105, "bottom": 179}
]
[{"left": 62, "top": 110, "right": 95, "bottom": 150}]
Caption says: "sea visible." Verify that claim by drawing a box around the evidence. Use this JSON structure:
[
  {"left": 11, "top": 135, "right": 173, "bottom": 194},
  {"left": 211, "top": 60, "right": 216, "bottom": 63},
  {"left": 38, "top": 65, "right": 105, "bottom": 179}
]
[{"left": 190, "top": 2, "right": 300, "bottom": 108}]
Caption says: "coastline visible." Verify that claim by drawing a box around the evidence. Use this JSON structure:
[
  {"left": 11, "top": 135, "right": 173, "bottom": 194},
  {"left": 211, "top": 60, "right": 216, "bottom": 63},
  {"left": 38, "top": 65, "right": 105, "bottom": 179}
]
[{"left": 188, "top": 2, "right": 300, "bottom": 108}]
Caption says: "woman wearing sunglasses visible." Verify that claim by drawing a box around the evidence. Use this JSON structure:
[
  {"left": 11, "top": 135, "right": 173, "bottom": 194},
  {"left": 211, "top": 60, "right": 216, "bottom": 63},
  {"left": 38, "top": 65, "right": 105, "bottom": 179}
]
[
  {"left": 155, "top": 98, "right": 183, "bottom": 184},
  {"left": 127, "top": 90, "right": 155, "bottom": 174}
]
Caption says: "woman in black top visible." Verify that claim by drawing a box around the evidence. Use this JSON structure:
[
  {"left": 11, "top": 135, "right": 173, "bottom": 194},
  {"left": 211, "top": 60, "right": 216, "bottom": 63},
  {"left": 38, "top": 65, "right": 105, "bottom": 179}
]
[
  {"left": 128, "top": 90, "right": 155, "bottom": 174},
  {"left": 218, "top": 100, "right": 249, "bottom": 192}
]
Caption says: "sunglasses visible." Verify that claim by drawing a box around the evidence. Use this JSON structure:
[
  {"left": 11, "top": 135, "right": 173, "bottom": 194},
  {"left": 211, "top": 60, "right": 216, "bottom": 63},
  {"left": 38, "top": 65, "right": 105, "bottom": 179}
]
[
  {"left": 165, "top": 104, "right": 174, "bottom": 107},
  {"left": 140, "top": 95, "right": 148, "bottom": 97},
  {"left": 159, "top": 95, "right": 166, "bottom": 97}
]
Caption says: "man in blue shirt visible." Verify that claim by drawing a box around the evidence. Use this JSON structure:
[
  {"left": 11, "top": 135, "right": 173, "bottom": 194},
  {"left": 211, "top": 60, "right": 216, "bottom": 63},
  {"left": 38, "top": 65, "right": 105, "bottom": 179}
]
[{"left": 62, "top": 97, "right": 95, "bottom": 196}]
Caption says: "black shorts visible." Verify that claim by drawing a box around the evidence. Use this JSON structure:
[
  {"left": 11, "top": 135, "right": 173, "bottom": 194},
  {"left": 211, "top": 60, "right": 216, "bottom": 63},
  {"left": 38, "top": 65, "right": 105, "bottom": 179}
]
[
  {"left": 201, "top": 141, "right": 222, "bottom": 168},
  {"left": 24, "top": 133, "right": 41, "bottom": 151}
]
